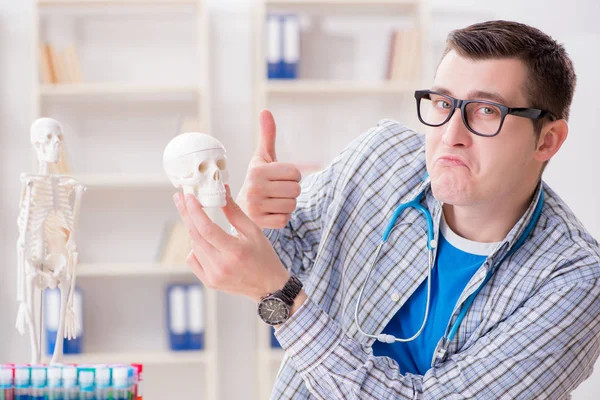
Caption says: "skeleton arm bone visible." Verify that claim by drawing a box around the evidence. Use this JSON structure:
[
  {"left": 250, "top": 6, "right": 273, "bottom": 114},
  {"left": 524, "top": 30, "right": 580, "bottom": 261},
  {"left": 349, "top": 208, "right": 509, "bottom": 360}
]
[
  {"left": 15, "top": 177, "right": 33, "bottom": 335},
  {"left": 63, "top": 181, "right": 85, "bottom": 340}
]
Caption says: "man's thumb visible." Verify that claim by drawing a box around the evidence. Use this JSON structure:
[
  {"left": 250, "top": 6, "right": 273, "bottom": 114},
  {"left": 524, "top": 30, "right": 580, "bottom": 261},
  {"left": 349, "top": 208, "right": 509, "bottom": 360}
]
[{"left": 256, "top": 109, "right": 277, "bottom": 163}]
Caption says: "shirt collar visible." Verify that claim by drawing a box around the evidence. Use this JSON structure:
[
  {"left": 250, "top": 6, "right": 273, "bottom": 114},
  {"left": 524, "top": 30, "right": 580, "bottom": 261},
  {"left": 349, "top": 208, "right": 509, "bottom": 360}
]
[{"left": 416, "top": 175, "right": 544, "bottom": 267}]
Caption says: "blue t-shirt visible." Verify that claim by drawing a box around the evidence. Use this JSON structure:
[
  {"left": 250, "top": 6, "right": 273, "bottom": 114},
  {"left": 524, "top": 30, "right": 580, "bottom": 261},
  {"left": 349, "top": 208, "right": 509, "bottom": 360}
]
[{"left": 371, "top": 215, "right": 499, "bottom": 375}]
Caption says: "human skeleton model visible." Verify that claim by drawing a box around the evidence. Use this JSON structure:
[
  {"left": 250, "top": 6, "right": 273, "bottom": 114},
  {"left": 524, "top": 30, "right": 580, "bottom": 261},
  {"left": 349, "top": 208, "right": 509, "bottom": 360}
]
[
  {"left": 163, "top": 132, "right": 229, "bottom": 208},
  {"left": 16, "top": 118, "right": 86, "bottom": 365}
]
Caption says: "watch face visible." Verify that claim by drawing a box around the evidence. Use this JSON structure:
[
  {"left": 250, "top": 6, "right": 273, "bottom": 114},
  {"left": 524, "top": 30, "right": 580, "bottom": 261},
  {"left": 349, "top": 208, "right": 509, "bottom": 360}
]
[{"left": 258, "top": 297, "right": 290, "bottom": 325}]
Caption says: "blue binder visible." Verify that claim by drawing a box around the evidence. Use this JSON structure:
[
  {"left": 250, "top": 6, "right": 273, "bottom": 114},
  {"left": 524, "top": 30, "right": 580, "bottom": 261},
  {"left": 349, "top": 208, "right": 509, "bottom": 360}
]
[
  {"left": 45, "top": 287, "right": 83, "bottom": 355},
  {"left": 281, "top": 14, "right": 300, "bottom": 79},
  {"left": 186, "top": 284, "right": 205, "bottom": 350},
  {"left": 167, "top": 284, "right": 188, "bottom": 351},
  {"left": 266, "top": 14, "right": 283, "bottom": 79}
]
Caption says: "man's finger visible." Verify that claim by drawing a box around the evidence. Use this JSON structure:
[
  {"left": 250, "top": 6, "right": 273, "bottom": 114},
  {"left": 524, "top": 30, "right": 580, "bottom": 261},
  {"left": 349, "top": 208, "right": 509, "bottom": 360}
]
[
  {"left": 262, "top": 162, "right": 302, "bottom": 182},
  {"left": 222, "top": 185, "right": 257, "bottom": 235},
  {"left": 184, "top": 193, "right": 235, "bottom": 250},
  {"left": 259, "top": 198, "right": 297, "bottom": 214},
  {"left": 265, "top": 181, "right": 302, "bottom": 199},
  {"left": 186, "top": 250, "right": 207, "bottom": 284},
  {"left": 256, "top": 109, "right": 277, "bottom": 163},
  {"left": 173, "top": 192, "right": 215, "bottom": 254}
]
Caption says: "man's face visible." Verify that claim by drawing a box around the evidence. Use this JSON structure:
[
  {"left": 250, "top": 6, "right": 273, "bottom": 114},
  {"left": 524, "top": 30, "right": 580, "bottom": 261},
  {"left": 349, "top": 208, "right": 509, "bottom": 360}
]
[{"left": 425, "top": 50, "right": 540, "bottom": 207}]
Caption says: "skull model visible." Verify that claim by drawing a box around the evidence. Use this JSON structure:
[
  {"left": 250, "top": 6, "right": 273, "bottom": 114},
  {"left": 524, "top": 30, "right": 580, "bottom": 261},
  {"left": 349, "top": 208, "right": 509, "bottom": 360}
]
[
  {"left": 163, "top": 132, "right": 229, "bottom": 208},
  {"left": 30, "top": 118, "right": 64, "bottom": 165}
]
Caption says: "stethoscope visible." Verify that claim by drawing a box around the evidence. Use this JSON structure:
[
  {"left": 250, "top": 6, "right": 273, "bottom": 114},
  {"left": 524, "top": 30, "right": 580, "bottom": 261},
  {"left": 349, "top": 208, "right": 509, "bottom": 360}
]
[{"left": 354, "top": 180, "right": 545, "bottom": 358}]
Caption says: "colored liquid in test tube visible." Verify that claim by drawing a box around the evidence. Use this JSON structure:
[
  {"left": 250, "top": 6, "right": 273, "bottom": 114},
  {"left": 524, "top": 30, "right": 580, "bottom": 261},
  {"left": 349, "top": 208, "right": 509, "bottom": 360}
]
[
  {"left": 30, "top": 367, "right": 47, "bottom": 400},
  {"left": 61, "top": 366, "right": 77, "bottom": 400},
  {"left": 0, "top": 365, "right": 14, "bottom": 400},
  {"left": 111, "top": 367, "right": 130, "bottom": 400},
  {"left": 14, "top": 366, "right": 30, "bottom": 400},
  {"left": 47, "top": 366, "right": 63, "bottom": 400},
  {"left": 77, "top": 369, "right": 95, "bottom": 400},
  {"left": 94, "top": 366, "right": 110, "bottom": 400}
]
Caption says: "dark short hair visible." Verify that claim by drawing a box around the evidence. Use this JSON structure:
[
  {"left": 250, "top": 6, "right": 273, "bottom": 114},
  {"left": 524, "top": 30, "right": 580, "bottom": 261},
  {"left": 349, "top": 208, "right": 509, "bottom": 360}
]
[{"left": 442, "top": 20, "right": 576, "bottom": 134}]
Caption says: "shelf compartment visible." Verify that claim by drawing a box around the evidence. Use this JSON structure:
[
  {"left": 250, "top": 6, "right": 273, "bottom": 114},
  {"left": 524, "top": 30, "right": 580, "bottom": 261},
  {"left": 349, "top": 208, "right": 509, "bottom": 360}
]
[
  {"left": 40, "top": 83, "right": 200, "bottom": 98},
  {"left": 77, "top": 263, "right": 192, "bottom": 277},
  {"left": 264, "top": 80, "right": 415, "bottom": 95},
  {"left": 43, "top": 350, "right": 210, "bottom": 365}
]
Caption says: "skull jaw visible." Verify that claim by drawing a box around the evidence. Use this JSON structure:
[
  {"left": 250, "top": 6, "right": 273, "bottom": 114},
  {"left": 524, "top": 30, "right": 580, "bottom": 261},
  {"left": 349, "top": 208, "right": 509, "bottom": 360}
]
[
  {"left": 182, "top": 185, "right": 226, "bottom": 208},
  {"left": 36, "top": 143, "right": 61, "bottom": 164}
]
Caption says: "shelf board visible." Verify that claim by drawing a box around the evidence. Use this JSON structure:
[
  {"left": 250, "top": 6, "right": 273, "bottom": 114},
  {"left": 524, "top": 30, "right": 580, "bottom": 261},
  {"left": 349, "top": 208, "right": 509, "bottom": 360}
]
[
  {"left": 44, "top": 350, "right": 209, "bottom": 365},
  {"left": 266, "top": 0, "right": 417, "bottom": 4},
  {"left": 264, "top": 0, "right": 420, "bottom": 13},
  {"left": 74, "top": 173, "right": 172, "bottom": 188},
  {"left": 38, "top": 0, "right": 198, "bottom": 5},
  {"left": 77, "top": 263, "right": 192, "bottom": 277},
  {"left": 39, "top": 83, "right": 200, "bottom": 98},
  {"left": 264, "top": 80, "right": 414, "bottom": 95}
]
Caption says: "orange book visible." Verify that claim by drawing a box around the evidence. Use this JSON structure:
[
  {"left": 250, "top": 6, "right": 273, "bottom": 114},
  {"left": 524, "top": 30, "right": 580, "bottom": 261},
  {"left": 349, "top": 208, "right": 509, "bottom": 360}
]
[{"left": 39, "top": 43, "right": 57, "bottom": 84}]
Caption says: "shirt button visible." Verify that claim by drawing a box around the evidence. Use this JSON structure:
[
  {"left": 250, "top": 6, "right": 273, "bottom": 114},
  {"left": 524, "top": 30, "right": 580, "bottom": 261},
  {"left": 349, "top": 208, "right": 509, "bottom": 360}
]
[{"left": 391, "top": 293, "right": 400, "bottom": 302}]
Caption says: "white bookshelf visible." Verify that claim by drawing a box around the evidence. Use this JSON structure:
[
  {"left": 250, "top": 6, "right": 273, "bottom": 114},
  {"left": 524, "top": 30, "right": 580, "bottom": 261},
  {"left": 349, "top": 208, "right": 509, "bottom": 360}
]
[
  {"left": 33, "top": 1, "right": 217, "bottom": 399},
  {"left": 253, "top": 1, "right": 431, "bottom": 398},
  {"left": 265, "top": 79, "right": 414, "bottom": 94},
  {"left": 73, "top": 173, "right": 172, "bottom": 188},
  {"left": 77, "top": 262, "right": 192, "bottom": 277},
  {"left": 40, "top": 83, "right": 200, "bottom": 97},
  {"left": 43, "top": 350, "right": 209, "bottom": 365}
]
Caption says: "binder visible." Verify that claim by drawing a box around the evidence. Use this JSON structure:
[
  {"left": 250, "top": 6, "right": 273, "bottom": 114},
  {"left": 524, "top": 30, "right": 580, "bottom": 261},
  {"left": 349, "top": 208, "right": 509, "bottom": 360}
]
[
  {"left": 186, "top": 284, "right": 205, "bottom": 350},
  {"left": 167, "top": 284, "right": 188, "bottom": 351},
  {"left": 266, "top": 14, "right": 283, "bottom": 79},
  {"left": 281, "top": 14, "right": 300, "bottom": 79},
  {"left": 270, "top": 327, "right": 281, "bottom": 348},
  {"left": 45, "top": 287, "right": 83, "bottom": 355}
]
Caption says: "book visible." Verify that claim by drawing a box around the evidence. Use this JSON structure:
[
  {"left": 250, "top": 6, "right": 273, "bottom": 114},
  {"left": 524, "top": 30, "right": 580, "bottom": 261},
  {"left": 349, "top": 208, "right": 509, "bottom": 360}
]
[
  {"left": 387, "top": 28, "right": 421, "bottom": 82},
  {"left": 158, "top": 221, "right": 191, "bottom": 265},
  {"left": 40, "top": 43, "right": 57, "bottom": 84},
  {"left": 64, "top": 45, "right": 83, "bottom": 83}
]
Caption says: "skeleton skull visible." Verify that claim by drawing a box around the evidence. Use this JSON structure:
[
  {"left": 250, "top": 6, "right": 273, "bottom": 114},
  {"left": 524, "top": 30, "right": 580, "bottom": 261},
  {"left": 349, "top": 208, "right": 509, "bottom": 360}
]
[
  {"left": 30, "top": 118, "right": 64, "bottom": 164},
  {"left": 163, "top": 132, "right": 229, "bottom": 208}
]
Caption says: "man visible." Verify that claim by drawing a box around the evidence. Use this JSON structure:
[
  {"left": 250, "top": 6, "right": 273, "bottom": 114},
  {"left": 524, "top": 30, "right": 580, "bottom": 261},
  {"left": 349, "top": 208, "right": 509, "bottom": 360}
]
[{"left": 173, "top": 20, "right": 600, "bottom": 398}]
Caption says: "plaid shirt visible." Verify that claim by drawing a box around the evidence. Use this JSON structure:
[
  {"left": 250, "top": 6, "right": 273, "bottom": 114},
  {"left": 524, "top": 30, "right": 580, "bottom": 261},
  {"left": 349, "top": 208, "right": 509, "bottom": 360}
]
[{"left": 265, "top": 119, "right": 600, "bottom": 399}]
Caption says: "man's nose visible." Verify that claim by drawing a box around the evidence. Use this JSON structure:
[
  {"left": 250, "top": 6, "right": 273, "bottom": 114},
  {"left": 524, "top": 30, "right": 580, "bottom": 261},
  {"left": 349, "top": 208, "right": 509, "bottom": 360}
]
[{"left": 441, "top": 109, "right": 472, "bottom": 147}]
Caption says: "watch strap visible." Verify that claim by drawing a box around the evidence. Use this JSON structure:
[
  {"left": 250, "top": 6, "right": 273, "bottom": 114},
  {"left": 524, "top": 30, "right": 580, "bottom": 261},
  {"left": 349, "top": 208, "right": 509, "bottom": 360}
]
[{"left": 275, "top": 275, "right": 303, "bottom": 306}]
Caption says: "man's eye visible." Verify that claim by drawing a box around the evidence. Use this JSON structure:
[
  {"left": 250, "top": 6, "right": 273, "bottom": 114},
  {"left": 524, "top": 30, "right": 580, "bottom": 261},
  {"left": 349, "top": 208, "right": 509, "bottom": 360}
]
[
  {"left": 479, "top": 107, "right": 496, "bottom": 115},
  {"left": 435, "top": 100, "right": 451, "bottom": 109}
]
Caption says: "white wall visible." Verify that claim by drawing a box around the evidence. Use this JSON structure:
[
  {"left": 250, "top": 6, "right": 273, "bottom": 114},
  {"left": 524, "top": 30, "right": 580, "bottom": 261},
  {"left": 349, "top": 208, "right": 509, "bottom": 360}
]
[{"left": 1, "top": 0, "right": 599, "bottom": 399}]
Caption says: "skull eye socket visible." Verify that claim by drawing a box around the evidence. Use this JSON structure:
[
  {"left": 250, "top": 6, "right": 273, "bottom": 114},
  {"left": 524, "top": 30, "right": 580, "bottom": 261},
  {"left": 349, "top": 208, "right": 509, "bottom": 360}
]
[
  {"left": 57, "top": 133, "right": 63, "bottom": 140},
  {"left": 198, "top": 162, "right": 208, "bottom": 173},
  {"left": 217, "top": 159, "right": 227, "bottom": 170},
  {"left": 46, "top": 133, "right": 52, "bottom": 140}
]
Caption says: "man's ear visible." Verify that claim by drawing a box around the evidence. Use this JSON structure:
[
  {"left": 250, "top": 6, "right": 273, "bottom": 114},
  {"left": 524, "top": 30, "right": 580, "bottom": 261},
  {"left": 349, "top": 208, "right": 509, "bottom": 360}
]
[{"left": 535, "top": 119, "right": 569, "bottom": 163}]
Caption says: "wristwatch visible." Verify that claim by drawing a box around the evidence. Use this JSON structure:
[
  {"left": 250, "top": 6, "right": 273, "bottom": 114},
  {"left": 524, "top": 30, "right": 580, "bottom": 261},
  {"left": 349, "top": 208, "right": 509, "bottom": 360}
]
[{"left": 257, "top": 275, "right": 303, "bottom": 326}]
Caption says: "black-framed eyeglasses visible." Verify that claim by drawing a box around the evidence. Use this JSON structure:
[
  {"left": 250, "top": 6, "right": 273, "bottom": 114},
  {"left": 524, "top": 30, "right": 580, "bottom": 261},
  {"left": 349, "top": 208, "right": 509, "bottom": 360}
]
[{"left": 414, "top": 90, "right": 557, "bottom": 137}]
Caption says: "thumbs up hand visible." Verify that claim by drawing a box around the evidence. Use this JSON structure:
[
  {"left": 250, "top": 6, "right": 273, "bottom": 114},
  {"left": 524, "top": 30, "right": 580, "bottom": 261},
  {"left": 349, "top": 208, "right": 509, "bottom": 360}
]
[{"left": 236, "top": 110, "right": 302, "bottom": 229}]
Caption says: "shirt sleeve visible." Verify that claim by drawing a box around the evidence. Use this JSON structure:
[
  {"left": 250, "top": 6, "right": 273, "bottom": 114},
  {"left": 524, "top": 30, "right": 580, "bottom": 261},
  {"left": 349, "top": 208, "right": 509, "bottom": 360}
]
[
  {"left": 275, "top": 261, "right": 600, "bottom": 399},
  {"left": 263, "top": 126, "right": 377, "bottom": 282}
]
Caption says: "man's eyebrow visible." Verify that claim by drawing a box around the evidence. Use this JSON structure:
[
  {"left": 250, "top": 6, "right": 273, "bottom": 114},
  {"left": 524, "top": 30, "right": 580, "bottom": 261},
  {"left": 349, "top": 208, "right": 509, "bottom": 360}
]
[{"left": 430, "top": 86, "right": 510, "bottom": 105}]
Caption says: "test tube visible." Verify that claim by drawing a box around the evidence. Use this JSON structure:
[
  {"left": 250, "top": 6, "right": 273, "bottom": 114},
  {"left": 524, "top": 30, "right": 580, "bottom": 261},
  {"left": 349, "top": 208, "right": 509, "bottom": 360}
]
[
  {"left": 30, "top": 367, "right": 47, "bottom": 400},
  {"left": 130, "top": 364, "right": 143, "bottom": 400},
  {"left": 93, "top": 366, "right": 110, "bottom": 400},
  {"left": 77, "top": 369, "right": 95, "bottom": 400},
  {"left": 61, "top": 366, "right": 77, "bottom": 400},
  {"left": 0, "top": 365, "right": 14, "bottom": 400},
  {"left": 14, "top": 366, "right": 30, "bottom": 400},
  {"left": 110, "top": 367, "right": 129, "bottom": 400},
  {"left": 47, "top": 366, "right": 62, "bottom": 400}
]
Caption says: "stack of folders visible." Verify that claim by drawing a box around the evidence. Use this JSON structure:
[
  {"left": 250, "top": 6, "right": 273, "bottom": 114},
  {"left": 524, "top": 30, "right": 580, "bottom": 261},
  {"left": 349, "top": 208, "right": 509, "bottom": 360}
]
[
  {"left": 45, "top": 287, "right": 84, "bottom": 356},
  {"left": 167, "top": 284, "right": 204, "bottom": 351},
  {"left": 265, "top": 13, "right": 300, "bottom": 79}
]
